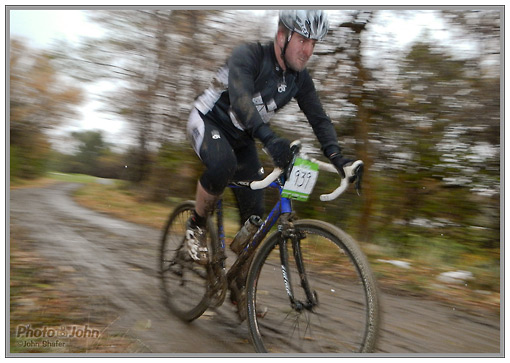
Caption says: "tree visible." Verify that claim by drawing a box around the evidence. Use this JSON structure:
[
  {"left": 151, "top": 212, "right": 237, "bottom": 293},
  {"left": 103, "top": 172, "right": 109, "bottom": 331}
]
[
  {"left": 58, "top": 9, "right": 274, "bottom": 186},
  {"left": 337, "top": 12, "right": 375, "bottom": 243},
  {"left": 70, "top": 130, "right": 110, "bottom": 175},
  {"left": 10, "top": 38, "right": 83, "bottom": 179}
]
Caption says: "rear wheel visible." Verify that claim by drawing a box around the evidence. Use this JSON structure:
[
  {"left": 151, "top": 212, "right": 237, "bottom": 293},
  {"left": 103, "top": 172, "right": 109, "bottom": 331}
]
[
  {"left": 246, "top": 219, "right": 380, "bottom": 353},
  {"left": 159, "top": 201, "right": 217, "bottom": 321}
]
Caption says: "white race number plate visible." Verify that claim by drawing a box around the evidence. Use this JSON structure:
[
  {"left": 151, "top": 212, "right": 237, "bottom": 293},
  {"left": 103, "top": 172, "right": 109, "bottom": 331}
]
[{"left": 282, "top": 158, "right": 319, "bottom": 201}]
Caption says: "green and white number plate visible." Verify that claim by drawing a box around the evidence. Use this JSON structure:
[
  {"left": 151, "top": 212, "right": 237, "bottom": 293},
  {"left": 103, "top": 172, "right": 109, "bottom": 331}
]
[{"left": 282, "top": 157, "right": 319, "bottom": 201}]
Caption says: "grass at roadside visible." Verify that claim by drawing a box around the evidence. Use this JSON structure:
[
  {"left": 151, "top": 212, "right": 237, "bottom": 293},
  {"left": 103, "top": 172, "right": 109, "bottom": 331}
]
[
  {"left": 70, "top": 175, "right": 242, "bottom": 238},
  {"left": 10, "top": 173, "right": 102, "bottom": 190},
  {"left": 73, "top": 181, "right": 171, "bottom": 230}
]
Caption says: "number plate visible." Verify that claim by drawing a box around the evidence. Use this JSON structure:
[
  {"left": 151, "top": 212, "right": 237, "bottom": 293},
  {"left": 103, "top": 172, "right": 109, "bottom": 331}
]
[{"left": 282, "top": 157, "right": 319, "bottom": 201}]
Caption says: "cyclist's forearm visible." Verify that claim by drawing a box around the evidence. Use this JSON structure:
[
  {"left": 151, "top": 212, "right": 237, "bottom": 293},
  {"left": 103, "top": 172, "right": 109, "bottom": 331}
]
[
  {"left": 295, "top": 72, "right": 342, "bottom": 157},
  {"left": 253, "top": 123, "right": 276, "bottom": 145}
]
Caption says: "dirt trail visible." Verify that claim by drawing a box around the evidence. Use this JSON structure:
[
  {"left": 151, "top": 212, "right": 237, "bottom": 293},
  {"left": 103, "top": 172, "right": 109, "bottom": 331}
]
[{"left": 9, "top": 183, "right": 501, "bottom": 354}]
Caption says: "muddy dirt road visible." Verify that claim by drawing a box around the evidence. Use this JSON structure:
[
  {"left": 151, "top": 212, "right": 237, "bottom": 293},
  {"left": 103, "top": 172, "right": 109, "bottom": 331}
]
[{"left": 9, "top": 183, "right": 501, "bottom": 355}]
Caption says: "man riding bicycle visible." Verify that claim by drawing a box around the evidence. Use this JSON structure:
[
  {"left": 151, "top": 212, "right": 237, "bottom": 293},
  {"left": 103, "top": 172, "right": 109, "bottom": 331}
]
[{"left": 185, "top": 10, "right": 353, "bottom": 267}]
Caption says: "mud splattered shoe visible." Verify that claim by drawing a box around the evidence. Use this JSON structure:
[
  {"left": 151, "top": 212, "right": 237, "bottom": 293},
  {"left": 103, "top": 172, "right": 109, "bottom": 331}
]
[{"left": 185, "top": 219, "right": 208, "bottom": 265}]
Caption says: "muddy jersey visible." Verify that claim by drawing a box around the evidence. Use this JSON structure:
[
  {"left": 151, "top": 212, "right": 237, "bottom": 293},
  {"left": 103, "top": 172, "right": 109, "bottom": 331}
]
[{"left": 193, "top": 41, "right": 340, "bottom": 156}]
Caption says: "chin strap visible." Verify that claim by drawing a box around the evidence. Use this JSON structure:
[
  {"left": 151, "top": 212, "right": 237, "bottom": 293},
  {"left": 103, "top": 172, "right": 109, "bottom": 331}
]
[{"left": 280, "top": 31, "right": 293, "bottom": 71}]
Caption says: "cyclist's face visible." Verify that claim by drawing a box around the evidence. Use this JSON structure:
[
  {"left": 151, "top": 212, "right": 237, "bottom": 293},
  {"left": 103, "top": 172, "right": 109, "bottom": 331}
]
[{"left": 284, "top": 33, "right": 317, "bottom": 72}]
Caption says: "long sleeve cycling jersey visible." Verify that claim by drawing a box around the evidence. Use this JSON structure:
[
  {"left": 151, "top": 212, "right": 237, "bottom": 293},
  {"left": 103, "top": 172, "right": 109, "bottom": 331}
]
[{"left": 193, "top": 41, "right": 341, "bottom": 157}]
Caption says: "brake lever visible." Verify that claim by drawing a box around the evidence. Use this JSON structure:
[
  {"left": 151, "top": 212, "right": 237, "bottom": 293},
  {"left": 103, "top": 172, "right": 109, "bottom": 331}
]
[
  {"left": 353, "top": 163, "right": 364, "bottom": 196},
  {"left": 284, "top": 141, "right": 302, "bottom": 180},
  {"left": 344, "top": 160, "right": 364, "bottom": 196}
]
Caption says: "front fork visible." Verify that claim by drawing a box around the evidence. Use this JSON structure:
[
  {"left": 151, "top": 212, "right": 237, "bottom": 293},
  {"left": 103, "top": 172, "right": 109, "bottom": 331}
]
[{"left": 278, "top": 214, "right": 319, "bottom": 311}]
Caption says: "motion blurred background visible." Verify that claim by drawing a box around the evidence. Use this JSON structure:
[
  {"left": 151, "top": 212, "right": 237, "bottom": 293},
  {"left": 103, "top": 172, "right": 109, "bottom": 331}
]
[{"left": 9, "top": 7, "right": 501, "bottom": 309}]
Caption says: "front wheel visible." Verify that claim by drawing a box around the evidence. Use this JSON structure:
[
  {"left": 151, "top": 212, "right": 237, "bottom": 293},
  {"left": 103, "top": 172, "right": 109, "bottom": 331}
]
[{"left": 246, "top": 219, "right": 380, "bottom": 353}]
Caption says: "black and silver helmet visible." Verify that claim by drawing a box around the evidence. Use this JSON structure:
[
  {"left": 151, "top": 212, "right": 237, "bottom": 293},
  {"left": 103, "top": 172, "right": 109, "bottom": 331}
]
[{"left": 279, "top": 10, "right": 329, "bottom": 41}]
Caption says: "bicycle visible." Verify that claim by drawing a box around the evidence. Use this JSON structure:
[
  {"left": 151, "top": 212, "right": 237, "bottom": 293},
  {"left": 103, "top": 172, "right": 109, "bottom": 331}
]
[{"left": 159, "top": 140, "right": 380, "bottom": 353}]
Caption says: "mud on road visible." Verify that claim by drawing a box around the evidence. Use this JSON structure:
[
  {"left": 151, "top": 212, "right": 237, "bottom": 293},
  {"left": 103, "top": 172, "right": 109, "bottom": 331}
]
[{"left": 9, "top": 183, "right": 501, "bottom": 355}]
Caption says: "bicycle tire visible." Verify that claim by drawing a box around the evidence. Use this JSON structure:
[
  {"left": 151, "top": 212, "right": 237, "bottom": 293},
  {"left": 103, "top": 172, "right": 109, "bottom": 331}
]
[
  {"left": 159, "top": 200, "right": 217, "bottom": 322},
  {"left": 246, "top": 219, "right": 380, "bottom": 353}
]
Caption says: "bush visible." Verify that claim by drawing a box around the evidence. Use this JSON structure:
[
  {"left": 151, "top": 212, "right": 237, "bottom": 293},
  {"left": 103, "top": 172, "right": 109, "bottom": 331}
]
[{"left": 10, "top": 136, "right": 50, "bottom": 180}]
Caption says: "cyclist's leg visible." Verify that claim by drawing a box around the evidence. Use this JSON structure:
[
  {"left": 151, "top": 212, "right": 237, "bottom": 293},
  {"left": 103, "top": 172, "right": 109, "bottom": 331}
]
[
  {"left": 231, "top": 140, "right": 265, "bottom": 224},
  {"left": 187, "top": 109, "right": 237, "bottom": 263},
  {"left": 228, "top": 141, "right": 265, "bottom": 318},
  {"left": 189, "top": 109, "right": 237, "bottom": 209}
]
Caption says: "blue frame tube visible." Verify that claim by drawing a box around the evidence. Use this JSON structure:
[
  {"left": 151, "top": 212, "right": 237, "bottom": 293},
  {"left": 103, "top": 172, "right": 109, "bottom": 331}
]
[{"left": 220, "top": 182, "right": 292, "bottom": 253}]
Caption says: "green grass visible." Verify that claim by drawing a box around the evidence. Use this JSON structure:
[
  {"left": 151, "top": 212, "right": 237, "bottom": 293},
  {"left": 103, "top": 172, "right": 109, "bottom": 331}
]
[
  {"left": 11, "top": 172, "right": 106, "bottom": 189},
  {"left": 47, "top": 172, "right": 103, "bottom": 184}
]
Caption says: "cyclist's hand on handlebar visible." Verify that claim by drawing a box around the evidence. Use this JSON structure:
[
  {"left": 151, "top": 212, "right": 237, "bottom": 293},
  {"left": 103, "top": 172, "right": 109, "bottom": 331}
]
[
  {"left": 265, "top": 137, "right": 292, "bottom": 168},
  {"left": 329, "top": 153, "right": 353, "bottom": 179},
  {"left": 330, "top": 153, "right": 364, "bottom": 195}
]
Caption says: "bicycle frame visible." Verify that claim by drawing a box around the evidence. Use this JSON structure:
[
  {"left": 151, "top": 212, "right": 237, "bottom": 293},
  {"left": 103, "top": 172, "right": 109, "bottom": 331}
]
[
  {"left": 219, "top": 181, "right": 289, "bottom": 248},
  {"left": 215, "top": 179, "right": 316, "bottom": 311},
  {"left": 217, "top": 181, "right": 285, "bottom": 251}
]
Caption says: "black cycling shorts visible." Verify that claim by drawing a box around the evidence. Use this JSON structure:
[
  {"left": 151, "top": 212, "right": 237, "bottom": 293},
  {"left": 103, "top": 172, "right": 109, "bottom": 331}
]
[{"left": 187, "top": 108, "right": 265, "bottom": 222}]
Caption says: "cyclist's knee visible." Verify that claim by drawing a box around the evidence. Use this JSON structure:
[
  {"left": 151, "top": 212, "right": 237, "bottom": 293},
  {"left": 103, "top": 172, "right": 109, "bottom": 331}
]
[{"left": 200, "top": 155, "right": 237, "bottom": 195}]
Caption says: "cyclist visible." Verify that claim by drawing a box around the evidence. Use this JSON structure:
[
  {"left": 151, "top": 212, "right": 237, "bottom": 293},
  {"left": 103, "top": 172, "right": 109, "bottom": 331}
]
[{"left": 185, "top": 10, "right": 352, "bottom": 265}]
